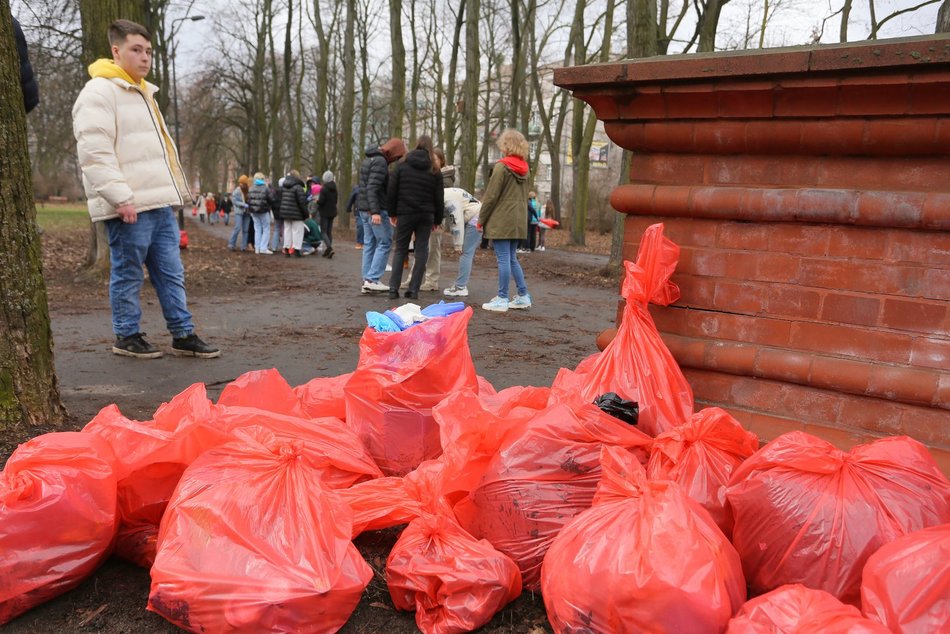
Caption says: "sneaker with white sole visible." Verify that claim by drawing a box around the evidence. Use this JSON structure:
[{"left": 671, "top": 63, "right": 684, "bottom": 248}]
[
  {"left": 112, "top": 332, "right": 163, "bottom": 359},
  {"left": 481, "top": 296, "right": 509, "bottom": 312},
  {"left": 361, "top": 279, "right": 389, "bottom": 294},
  {"left": 443, "top": 285, "right": 469, "bottom": 297},
  {"left": 509, "top": 294, "right": 532, "bottom": 309}
]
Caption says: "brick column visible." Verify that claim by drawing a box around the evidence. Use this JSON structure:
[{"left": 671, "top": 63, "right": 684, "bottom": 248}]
[{"left": 554, "top": 36, "right": 950, "bottom": 472}]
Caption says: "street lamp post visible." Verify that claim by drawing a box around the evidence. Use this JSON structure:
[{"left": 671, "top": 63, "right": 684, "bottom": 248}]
[{"left": 169, "top": 14, "right": 205, "bottom": 229}]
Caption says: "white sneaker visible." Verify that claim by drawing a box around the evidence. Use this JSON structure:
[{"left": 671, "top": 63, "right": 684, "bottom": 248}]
[
  {"left": 443, "top": 285, "right": 469, "bottom": 297},
  {"left": 538, "top": 246, "right": 546, "bottom": 251},
  {"left": 482, "top": 296, "right": 509, "bottom": 312},
  {"left": 509, "top": 293, "right": 532, "bottom": 309},
  {"left": 260, "top": 248, "right": 274, "bottom": 255},
  {"left": 361, "top": 280, "right": 389, "bottom": 294}
]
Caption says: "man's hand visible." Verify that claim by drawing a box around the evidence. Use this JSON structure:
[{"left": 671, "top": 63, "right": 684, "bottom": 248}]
[
  {"left": 389, "top": 216, "right": 397, "bottom": 226},
  {"left": 371, "top": 214, "right": 382, "bottom": 225},
  {"left": 116, "top": 203, "right": 137, "bottom": 224}
]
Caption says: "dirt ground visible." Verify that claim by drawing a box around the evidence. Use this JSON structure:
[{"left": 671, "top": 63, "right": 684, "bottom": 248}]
[{"left": 5, "top": 215, "right": 621, "bottom": 634}]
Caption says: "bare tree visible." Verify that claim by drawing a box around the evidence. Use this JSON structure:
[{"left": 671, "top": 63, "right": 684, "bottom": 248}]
[
  {"left": 2, "top": 0, "right": 67, "bottom": 437},
  {"left": 939, "top": 0, "right": 950, "bottom": 31},
  {"left": 389, "top": 0, "right": 406, "bottom": 138},
  {"left": 459, "top": 0, "right": 480, "bottom": 191},
  {"left": 569, "top": 0, "right": 616, "bottom": 246},
  {"left": 335, "top": 0, "right": 357, "bottom": 228}
]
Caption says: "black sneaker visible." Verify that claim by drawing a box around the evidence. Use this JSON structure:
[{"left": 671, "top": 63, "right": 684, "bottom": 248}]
[
  {"left": 113, "top": 333, "right": 163, "bottom": 359},
  {"left": 171, "top": 334, "right": 221, "bottom": 358}
]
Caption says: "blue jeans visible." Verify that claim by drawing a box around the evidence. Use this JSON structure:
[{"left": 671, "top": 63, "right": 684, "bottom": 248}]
[
  {"left": 105, "top": 207, "right": 193, "bottom": 338},
  {"left": 455, "top": 223, "right": 482, "bottom": 288},
  {"left": 228, "top": 211, "right": 250, "bottom": 250},
  {"left": 271, "top": 218, "right": 284, "bottom": 251},
  {"left": 355, "top": 214, "right": 364, "bottom": 244},
  {"left": 360, "top": 211, "right": 392, "bottom": 282},
  {"left": 251, "top": 212, "right": 271, "bottom": 252},
  {"left": 492, "top": 239, "right": 528, "bottom": 299}
]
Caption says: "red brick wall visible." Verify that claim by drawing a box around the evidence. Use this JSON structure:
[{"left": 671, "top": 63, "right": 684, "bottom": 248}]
[{"left": 555, "top": 36, "right": 950, "bottom": 472}]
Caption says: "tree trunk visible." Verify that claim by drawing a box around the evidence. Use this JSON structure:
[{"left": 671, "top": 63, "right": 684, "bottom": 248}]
[
  {"left": 312, "top": 0, "right": 330, "bottom": 173},
  {"left": 840, "top": 0, "right": 852, "bottom": 41},
  {"left": 0, "top": 2, "right": 67, "bottom": 437},
  {"left": 610, "top": 0, "right": 659, "bottom": 270},
  {"left": 442, "top": 1, "right": 464, "bottom": 163},
  {"left": 340, "top": 0, "right": 357, "bottom": 228},
  {"left": 938, "top": 0, "right": 950, "bottom": 32},
  {"left": 460, "top": 0, "right": 480, "bottom": 192},
  {"left": 389, "top": 0, "right": 406, "bottom": 139},
  {"left": 698, "top": 0, "right": 726, "bottom": 52}
]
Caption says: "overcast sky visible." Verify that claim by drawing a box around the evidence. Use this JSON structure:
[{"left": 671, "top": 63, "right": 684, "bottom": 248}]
[{"left": 166, "top": 0, "right": 945, "bottom": 79}]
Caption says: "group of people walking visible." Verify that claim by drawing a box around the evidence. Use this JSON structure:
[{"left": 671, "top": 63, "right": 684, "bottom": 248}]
[{"left": 355, "top": 129, "right": 535, "bottom": 313}]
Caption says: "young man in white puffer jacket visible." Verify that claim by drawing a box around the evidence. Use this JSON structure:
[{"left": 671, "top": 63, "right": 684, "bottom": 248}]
[{"left": 72, "top": 19, "right": 219, "bottom": 359}]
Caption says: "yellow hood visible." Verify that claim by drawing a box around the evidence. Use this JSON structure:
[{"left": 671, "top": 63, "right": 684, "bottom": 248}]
[{"left": 88, "top": 58, "right": 146, "bottom": 90}]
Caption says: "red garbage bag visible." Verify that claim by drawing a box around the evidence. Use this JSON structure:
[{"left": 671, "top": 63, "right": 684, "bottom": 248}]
[
  {"left": 83, "top": 384, "right": 231, "bottom": 567},
  {"left": 344, "top": 307, "right": 479, "bottom": 475},
  {"left": 727, "top": 584, "right": 890, "bottom": 633},
  {"left": 861, "top": 524, "right": 950, "bottom": 633},
  {"left": 647, "top": 407, "right": 758, "bottom": 534},
  {"left": 294, "top": 372, "right": 352, "bottom": 420},
  {"left": 440, "top": 388, "right": 652, "bottom": 589},
  {"left": 213, "top": 407, "right": 382, "bottom": 489},
  {"left": 727, "top": 432, "right": 950, "bottom": 605},
  {"left": 0, "top": 432, "right": 117, "bottom": 624},
  {"left": 542, "top": 446, "right": 746, "bottom": 633},
  {"left": 387, "top": 513, "right": 522, "bottom": 634},
  {"left": 340, "top": 460, "right": 449, "bottom": 537},
  {"left": 218, "top": 368, "right": 306, "bottom": 417},
  {"left": 148, "top": 427, "right": 372, "bottom": 633},
  {"left": 551, "top": 223, "right": 693, "bottom": 436}
]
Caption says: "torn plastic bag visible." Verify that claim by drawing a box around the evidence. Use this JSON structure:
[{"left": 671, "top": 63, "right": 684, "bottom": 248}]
[
  {"left": 551, "top": 223, "right": 693, "bottom": 437},
  {"left": 439, "top": 388, "right": 652, "bottom": 589},
  {"left": 727, "top": 584, "right": 890, "bottom": 633},
  {"left": 861, "top": 524, "right": 950, "bottom": 634},
  {"left": 83, "top": 385, "right": 230, "bottom": 567},
  {"left": 344, "top": 307, "right": 479, "bottom": 475},
  {"left": 294, "top": 372, "right": 351, "bottom": 421},
  {"left": 727, "top": 432, "right": 950, "bottom": 605},
  {"left": 387, "top": 513, "right": 522, "bottom": 634},
  {"left": 542, "top": 446, "right": 746, "bottom": 634},
  {"left": 0, "top": 433, "right": 117, "bottom": 624},
  {"left": 647, "top": 407, "right": 758, "bottom": 534},
  {"left": 148, "top": 427, "right": 372, "bottom": 633}
]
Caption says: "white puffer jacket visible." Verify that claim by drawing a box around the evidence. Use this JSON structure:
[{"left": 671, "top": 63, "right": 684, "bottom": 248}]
[{"left": 73, "top": 72, "right": 191, "bottom": 222}]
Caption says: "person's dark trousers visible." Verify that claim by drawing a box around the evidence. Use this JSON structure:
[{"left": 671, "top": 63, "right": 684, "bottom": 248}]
[
  {"left": 527, "top": 224, "right": 538, "bottom": 251},
  {"left": 320, "top": 216, "right": 334, "bottom": 250},
  {"left": 389, "top": 214, "right": 433, "bottom": 295}
]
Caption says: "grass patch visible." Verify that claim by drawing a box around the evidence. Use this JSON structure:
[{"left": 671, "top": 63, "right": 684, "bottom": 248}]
[{"left": 35, "top": 204, "right": 90, "bottom": 231}]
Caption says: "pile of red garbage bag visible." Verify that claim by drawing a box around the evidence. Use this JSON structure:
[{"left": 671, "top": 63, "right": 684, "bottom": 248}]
[{"left": 3, "top": 222, "right": 950, "bottom": 634}]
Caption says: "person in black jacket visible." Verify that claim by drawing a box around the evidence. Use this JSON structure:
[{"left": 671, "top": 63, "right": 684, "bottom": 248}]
[
  {"left": 356, "top": 137, "right": 406, "bottom": 293},
  {"left": 14, "top": 18, "right": 39, "bottom": 113},
  {"left": 317, "top": 170, "right": 338, "bottom": 258},
  {"left": 278, "top": 170, "right": 309, "bottom": 257},
  {"left": 386, "top": 136, "right": 444, "bottom": 299}
]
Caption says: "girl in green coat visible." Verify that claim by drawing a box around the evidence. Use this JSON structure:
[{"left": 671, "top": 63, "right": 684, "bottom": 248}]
[{"left": 478, "top": 129, "right": 532, "bottom": 312}]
